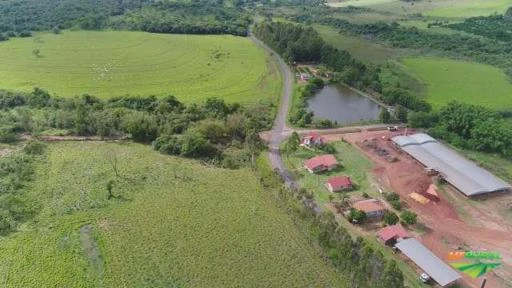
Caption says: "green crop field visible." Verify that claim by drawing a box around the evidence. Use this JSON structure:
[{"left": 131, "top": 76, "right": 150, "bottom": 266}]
[
  {"left": 402, "top": 57, "right": 512, "bottom": 109},
  {"left": 0, "top": 31, "right": 281, "bottom": 103},
  {"left": 328, "top": 0, "right": 512, "bottom": 18},
  {"left": 0, "top": 142, "right": 344, "bottom": 287}
]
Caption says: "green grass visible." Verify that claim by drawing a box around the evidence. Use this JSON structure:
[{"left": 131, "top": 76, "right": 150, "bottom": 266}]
[
  {"left": 402, "top": 57, "right": 512, "bottom": 109},
  {"left": 331, "top": 0, "right": 512, "bottom": 19},
  {"left": 0, "top": 142, "right": 344, "bottom": 287},
  {"left": 283, "top": 141, "right": 374, "bottom": 204},
  {"left": 0, "top": 31, "right": 281, "bottom": 104},
  {"left": 313, "top": 24, "right": 407, "bottom": 64}
]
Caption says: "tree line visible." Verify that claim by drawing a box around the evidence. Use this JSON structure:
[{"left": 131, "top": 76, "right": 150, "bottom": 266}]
[
  {"left": 256, "top": 156, "right": 405, "bottom": 288},
  {"left": 0, "top": 0, "right": 252, "bottom": 40},
  {"left": 287, "top": 11, "right": 512, "bottom": 71},
  {"left": 253, "top": 21, "right": 431, "bottom": 112},
  {"left": 447, "top": 8, "right": 512, "bottom": 43},
  {"left": 409, "top": 101, "right": 512, "bottom": 157},
  {"left": 0, "top": 88, "right": 274, "bottom": 169}
]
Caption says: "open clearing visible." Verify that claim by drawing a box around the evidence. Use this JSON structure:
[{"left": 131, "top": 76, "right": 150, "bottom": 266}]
[
  {"left": 0, "top": 142, "right": 343, "bottom": 287},
  {"left": 402, "top": 57, "right": 512, "bottom": 109},
  {"left": 0, "top": 31, "right": 281, "bottom": 103}
]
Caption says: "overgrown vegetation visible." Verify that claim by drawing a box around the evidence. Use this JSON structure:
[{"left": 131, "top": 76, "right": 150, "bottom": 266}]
[
  {"left": 410, "top": 101, "right": 512, "bottom": 157},
  {"left": 0, "top": 88, "right": 273, "bottom": 168}
]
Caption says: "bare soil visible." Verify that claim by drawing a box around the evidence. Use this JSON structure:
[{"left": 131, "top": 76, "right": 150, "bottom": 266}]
[{"left": 333, "top": 129, "right": 512, "bottom": 288}]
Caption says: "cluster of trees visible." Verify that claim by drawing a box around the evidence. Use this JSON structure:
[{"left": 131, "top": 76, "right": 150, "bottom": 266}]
[
  {"left": 253, "top": 22, "right": 381, "bottom": 90},
  {"left": 289, "top": 78, "right": 322, "bottom": 127},
  {"left": 256, "top": 158, "right": 405, "bottom": 288},
  {"left": 0, "top": 141, "right": 45, "bottom": 235},
  {"left": 447, "top": 10, "right": 512, "bottom": 42},
  {"left": 109, "top": 1, "right": 252, "bottom": 36},
  {"left": 409, "top": 101, "right": 512, "bottom": 157},
  {"left": 0, "top": 0, "right": 252, "bottom": 40},
  {"left": 0, "top": 88, "right": 274, "bottom": 169}
]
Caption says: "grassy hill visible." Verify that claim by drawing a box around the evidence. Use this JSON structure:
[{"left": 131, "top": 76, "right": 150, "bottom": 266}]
[
  {"left": 0, "top": 142, "right": 344, "bottom": 287},
  {"left": 0, "top": 31, "right": 281, "bottom": 103},
  {"left": 402, "top": 57, "right": 512, "bottom": 109}
]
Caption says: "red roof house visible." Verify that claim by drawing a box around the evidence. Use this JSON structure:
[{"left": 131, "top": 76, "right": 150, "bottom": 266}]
[
  {"left": 378, "top": 224, "right": 410, "bottom": 245},
  {"left": 304, "top": 154, "right": 338, "bottom": 173},
  {"left": 301, "top": 132, "right": 325, "bottom": 147},
  {"left": 353, "top": 199, "right": 386, "bottom": 219},
  {"left": 325, "top": 176, "right": 353, "bottom": 192}
]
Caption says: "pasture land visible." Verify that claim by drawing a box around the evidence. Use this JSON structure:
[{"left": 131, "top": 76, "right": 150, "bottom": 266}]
[
  {"left": 402, "top": 57, "right": 512, "bottom": 109},
  {"left": 0, "top": 142, "right": 344, "bottom": 287},
  {"left": 328, "top": 0, "right": 512, "bottom": 18},
  {"left": 0, "top": 31, "right": 281, "bottom": 103},
  {"left": 313, "top": 25, "right": 407, "bottom": 64}
]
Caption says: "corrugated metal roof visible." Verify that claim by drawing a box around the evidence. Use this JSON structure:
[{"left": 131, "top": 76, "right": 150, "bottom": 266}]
[
  {"left": 395, "top": 238, "right": 461, "bottom": 287},
  {"left": 392, "top": 133, "right": 511, "bottom": 196}
]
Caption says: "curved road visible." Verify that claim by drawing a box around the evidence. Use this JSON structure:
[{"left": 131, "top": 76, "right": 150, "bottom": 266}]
[{"left": 249, "top": 33, "right": 298, "bottom": 188}]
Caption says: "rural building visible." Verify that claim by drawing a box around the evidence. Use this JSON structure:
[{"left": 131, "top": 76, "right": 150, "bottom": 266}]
[
  {"left": 352, "top": 199, "right": 386, "bottom": 219},
  {"left": 392, "top": 133, "right": 511, "bottom": 197},
  {"left": 299, "top": 73, "right": 311, "bottom": 81},
  {"left": 423, "top": 184, "right": 440, "bottom": 202},
  {"left": 325, "top": 176, "right": 353, "bottom": 192},
  {"left": 301, "top": 132, "right": 325, "bottom": 147},
  {"left": 304, "top": 154, "right": 338, "bottom": 173},
  {"left": 378, "top": 224, "right": 410, "bottom": 246},
  {"left": 395, "top": 238, "right": 461, "bottom": 287}
]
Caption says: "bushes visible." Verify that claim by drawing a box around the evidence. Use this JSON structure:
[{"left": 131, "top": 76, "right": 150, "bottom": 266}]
[
  {"left": 383, "top": 211, "right": 399, "bottom": 225},
  {"left": 400, "top": 210, "right": 417, "bottom": 225}
]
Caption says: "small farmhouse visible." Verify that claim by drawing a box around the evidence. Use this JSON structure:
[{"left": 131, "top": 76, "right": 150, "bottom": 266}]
[
  {"left": 304, "top": 154, "right": 338, "bottom": 173},
  {"left": 325, "top": 176, "right": 353, "bottom": 192},
  {"left": 353, "top": 199, "right": 386, "bottom": 219},
  {"left": 378, "top": 224, "right": 410, "bottom": 246},
  {"left": 301, "top": 132, "right": 325, "bottom": 147},
  {"left": 299, "top": 73, "right": 311, "bottom": 81}
]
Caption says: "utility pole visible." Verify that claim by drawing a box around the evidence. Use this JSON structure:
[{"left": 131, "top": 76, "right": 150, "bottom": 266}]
[{"left": 480, "top": 278, "right": 487, "bottom": 288}]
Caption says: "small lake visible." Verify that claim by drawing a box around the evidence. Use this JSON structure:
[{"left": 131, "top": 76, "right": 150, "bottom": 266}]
[{"left": 307, "top": 85, "right": 381, "bottom": 124}]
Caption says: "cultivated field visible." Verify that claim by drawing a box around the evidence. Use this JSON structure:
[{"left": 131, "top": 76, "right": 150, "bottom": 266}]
[
  {"left": 0, "top": 142, "right": 344, "bottom": 287},
  {"left": 328, "top": 0, "right": 512, "bottom": 18},
  {"left": 402, "top": 57, "right": 512, "bottom": 109},
  {"left": 0, "top": 31, "right": 281, "bottom": 103}
]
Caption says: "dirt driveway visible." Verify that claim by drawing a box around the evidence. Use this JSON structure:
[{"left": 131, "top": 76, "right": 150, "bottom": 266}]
[{"left": 334, "top": 130, "right": 512, "bottom": 288}]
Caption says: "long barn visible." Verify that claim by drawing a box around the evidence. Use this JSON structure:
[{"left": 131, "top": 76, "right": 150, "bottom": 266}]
[{"left": 392, "top": 133, "right": 511, "bottom": 197}]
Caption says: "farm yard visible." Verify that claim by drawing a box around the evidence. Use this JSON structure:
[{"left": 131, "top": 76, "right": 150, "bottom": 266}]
[
  {"left": 0, "top": 142, "right": 344, "bottom": 287},
  {"left": 0, "top": 31, "right": 281, "bottom": 103},
  {"left": 402, "top": 57, "right": 512, "bottom": 109},
  {"left": 337, "top": 129, "right": 512, "bottom": 287}
]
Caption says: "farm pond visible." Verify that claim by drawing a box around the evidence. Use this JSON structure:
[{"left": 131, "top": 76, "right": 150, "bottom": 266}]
[{"left": 307, "top": 85, "right": 381, "bottom": 124}]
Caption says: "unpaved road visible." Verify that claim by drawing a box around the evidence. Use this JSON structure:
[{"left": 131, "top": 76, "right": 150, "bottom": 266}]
[{"left": 249, "top": 33, "right": 297, "bottom": 188}]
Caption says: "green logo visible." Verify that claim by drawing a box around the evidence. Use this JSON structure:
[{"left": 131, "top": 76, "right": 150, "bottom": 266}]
[{"left": 446, "top": 251, "right": 501, "bottom": 278}]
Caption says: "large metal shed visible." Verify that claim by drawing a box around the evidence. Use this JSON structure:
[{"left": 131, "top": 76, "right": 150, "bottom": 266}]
[
  {"left": 392, "top": 133, "right": 511, "bottom": 196},
  {"left": 395, "top": 238, "right": 461, "bottom": 287}
]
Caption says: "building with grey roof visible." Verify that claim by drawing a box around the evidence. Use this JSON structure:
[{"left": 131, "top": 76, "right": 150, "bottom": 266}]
[
  {"left": 392, "top": 133, "right": 511, "bottom": 196},
  {"left": 395, "top": 238, "right": 461, "bottom": 287}
]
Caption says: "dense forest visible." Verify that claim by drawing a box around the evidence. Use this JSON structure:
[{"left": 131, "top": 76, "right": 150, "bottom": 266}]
[
  {"left": 409, "top": 101, "right": 512, "bottom": 157},
  {"left": 0, "top": 0, "right": 252, "bottom": 38},
  {"left": 253, "top": 22, "right": 431, "bottom": 112},
  {"left": 0, "top": 89, "right": 273, "bottom": 169}
]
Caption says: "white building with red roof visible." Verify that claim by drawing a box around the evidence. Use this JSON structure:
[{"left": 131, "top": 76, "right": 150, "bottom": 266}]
[
  {"left": 325, "top": 176, "right": 353, "bottom": 192},
  {"left": 304, "top": 154, "right": 338, "bottom": 173},
  {"left": 301, "top": 132, "right": 325, "bottom": 147}
]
